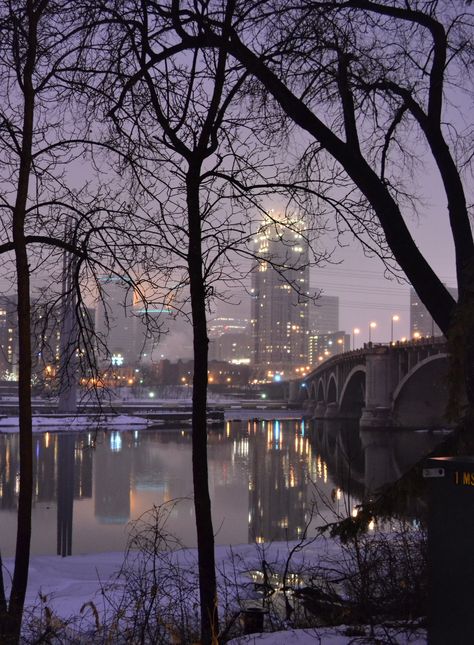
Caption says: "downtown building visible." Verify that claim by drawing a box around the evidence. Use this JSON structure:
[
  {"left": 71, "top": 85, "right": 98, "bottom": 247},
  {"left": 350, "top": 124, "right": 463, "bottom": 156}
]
[
  {"left": 95, "top": 275, "right": 135, "bottom": 366},
  {"left": 95, "top": 275, "right": 193, "bottom": 375},
  {"left": 0, "top": 295, "right": 17, "bottom": 378},
  {"left": 308, "top": 330, "right": 350, "bottom": 365},
  {"left": 409, "top": 286, "right": 458, "bottom": 338},
  {"left": 250, "top": 214, "right": 310, "bottom": 380},
  {"left": 309, "top": 295, "right": 339, "bottom": 335}
]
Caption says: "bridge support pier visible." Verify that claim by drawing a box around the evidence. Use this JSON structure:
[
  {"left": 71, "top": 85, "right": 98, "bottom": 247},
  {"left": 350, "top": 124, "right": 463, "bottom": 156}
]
[
  {"left": 360, "top": 348, "right": 393, "bottom": 428},
  {"left": 360, "top": 429, "right": 398, "bottom": 493},
  {"left": 313, "top": 401, "right": 326, "bottom": 418},
  {"left": 324, "top": 402, "right": 339, "bottom": 419},
  {"left": 288, "top": 380, "right": 301, "bottom": 403}
]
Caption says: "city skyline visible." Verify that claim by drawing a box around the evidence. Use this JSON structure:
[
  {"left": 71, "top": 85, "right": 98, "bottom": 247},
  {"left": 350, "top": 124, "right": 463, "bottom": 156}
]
[{"left": 0, "top": 196, "right": 457, "bottom": 352}]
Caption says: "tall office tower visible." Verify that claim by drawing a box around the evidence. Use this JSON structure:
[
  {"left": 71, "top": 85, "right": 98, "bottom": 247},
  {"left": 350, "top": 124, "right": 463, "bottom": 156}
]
[
  {"left": 0, "top": 295, "right": 17, "bottom": 377},
  {"left": 133, "top": 301, "right": 194, "bottom": 363},
  {"left": 208, "top": 331, "right": 253, "bottom": 363},
  {"left": 208, "top": 316, "right": 249, "bottom": 338},
  {"left": 95, "top": 275, "right": 135, "bottom": 365},
  {"left": 250, "top": 214, "right": 310, "bottom": 378},
  {"left": 410, "top": 286, "right": 458, "bottom": 338},
  {"left": 309, "top": 295, "right": 339, "bottom": 334},
  {"left": 308, "top": 331, "right": 350, "bottom": 365},
  {"left": 30, "top": 299, "right": 62, "bottom": 374},
  {"left": 133, "top": 303, "right": 172, "bottom": 363}
]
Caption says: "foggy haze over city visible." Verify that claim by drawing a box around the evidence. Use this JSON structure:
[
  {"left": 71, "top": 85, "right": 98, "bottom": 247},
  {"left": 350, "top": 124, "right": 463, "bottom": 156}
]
[
  {"left": 0, "top": 1, "right": 472, "bottom": 643},
  {"left": 0, "top": 192, "right": 457, "bottom": 351}
]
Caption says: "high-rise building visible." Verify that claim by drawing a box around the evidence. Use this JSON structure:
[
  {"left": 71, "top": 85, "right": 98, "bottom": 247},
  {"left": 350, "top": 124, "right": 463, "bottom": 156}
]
[
  {"left": 208, "top": 316, "right": 249, "bottom": 338},
  {"left": 95, "top": 275, "right": 135, "bottom": 365},
  {"left": 31, "top": 299, "right": 62, "bottom": 374},
  {"left": 0, "top": 295, "right": 17, "bottom": 378},
  {"left": 308, "top": 331, "right": 350, "bottom": 365},
  {"left": 250, "top": 214, "right": 310, "bottom": 378},
  {"left": 410, "top": 286, "right": 458, "bottom": 338},
  {"left": 208, "top": 331, "right": 253, "bottom": 363},
  {"left": 133, "top": 303, "right": 172, "bottom": 363},
  {"left": 309, "top": 295, "right": 339, "bottom": 334}
]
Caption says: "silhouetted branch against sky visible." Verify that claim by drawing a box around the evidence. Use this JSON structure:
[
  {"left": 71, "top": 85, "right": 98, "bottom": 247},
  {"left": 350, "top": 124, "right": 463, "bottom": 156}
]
[
  {"left": 79, "top": 0, "right": 333, "bottom": 312},
  {"left": 160, "top": 1, "right": 473, "bottom": 327}
]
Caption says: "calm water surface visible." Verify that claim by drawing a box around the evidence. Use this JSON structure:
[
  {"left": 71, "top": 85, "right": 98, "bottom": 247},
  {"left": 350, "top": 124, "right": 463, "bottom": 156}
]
[{"left": 0, "top": 418, "right": 445, "bottom": 557}]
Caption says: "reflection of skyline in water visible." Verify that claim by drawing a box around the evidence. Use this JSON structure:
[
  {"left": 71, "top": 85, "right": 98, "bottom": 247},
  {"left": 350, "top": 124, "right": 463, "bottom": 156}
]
[
  {"left": 248, "top": 419, "right": 312, "bottom": 543},
  {"left": 0, "top": 420, "right": 446, "bottom": 556}
]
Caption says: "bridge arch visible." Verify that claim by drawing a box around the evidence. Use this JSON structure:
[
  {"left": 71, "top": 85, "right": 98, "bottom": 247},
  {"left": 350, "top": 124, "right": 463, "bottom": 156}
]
[
  {"left": 316, "top": 379, "right": 325, "bottom": 402},
  {"left": 327, "top": 374, "right": 338, "bottom": 403},
  {"left": 392, "top": 353, "right": 451, "bottom": 427},
  {"left": 339, "top": 366, "right": 366, "bottom": 418}
]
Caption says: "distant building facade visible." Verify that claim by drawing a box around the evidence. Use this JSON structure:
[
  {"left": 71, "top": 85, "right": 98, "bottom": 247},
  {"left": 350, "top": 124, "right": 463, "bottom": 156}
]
[
  {"left": 208, "top": 316, "right": 249, "bottom": 338},
  {"left": 410, "top": 286, "right": 458, "bottom": 338},
  {"left": 0, "top": 294, "right": 94, "bottom": 386},
  {"left": 209, "top": 331, "right": 252, "bottom": 364},
  {"left": 309, "top": 295, "right": 339, "bottom": 334},
  {"left": 95, "top": 275, "right": 135, "bottom": 365},
  {"left": 133, "top": 303, "right": 174, "bottom": 363},
  {"left": 250, "top": 214, "right": 310, "bottom": 379},
  {"left": 0, "top": 295, "right": 17, "bottom": 378},
  {"left": 308, "top": 331, "right": 350, "bottom": 366}
]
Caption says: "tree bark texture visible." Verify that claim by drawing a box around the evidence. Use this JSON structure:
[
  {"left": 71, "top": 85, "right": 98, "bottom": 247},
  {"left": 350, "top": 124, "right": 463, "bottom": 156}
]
[
  {"left": 0, "top": 2, "right": 37, "bottom": 642},
  {"left": 186, "top": 163, "right": 218, "bottom": 644}
]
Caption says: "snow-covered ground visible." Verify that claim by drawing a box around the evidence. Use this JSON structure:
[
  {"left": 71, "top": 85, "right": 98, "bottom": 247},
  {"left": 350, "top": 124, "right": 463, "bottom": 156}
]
[
  {"left": 3, "top": 538, "right": 427, "bottom": 643},
  {"left": 228, "top": 627, "right": 426, "bottom": 644},
  {"left": 0, "top": 414, "right": 150, "bottom": 431},
  {"left": 0, "top": 405, "right": 306, "bottom": 431}
]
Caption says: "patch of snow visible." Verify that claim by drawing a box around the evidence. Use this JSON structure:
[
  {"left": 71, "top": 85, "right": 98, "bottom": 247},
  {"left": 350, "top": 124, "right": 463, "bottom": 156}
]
[
  {"left": 0, "top": 414, "right": 149, "bottom": 432},
  {"left": 228, "top": 627, "right": 426, "bottom": 644},
  {"left": 2, "top": 539, "right": 426, "bottom": 643}
]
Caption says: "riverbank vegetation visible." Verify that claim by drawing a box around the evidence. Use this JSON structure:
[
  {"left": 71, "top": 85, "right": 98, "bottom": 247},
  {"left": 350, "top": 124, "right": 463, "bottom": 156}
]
[
  {"left": 14, "top": 500, "right": 427, "bottom": 644},
  {"left": 0, "top": 1, "right": 472, "bottom": 642}
]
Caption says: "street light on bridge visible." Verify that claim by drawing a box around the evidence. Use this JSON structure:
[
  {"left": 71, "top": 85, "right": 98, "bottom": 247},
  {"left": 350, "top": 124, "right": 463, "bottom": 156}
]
[
  {"left": 391, "top": 314, "right": 400, "bottom": 344},
  {"left": 369, "top": 321, "right": 377, "bottom": 343},
  {"left": 352, "top": 327, "right": 360, "bottom": 350}
]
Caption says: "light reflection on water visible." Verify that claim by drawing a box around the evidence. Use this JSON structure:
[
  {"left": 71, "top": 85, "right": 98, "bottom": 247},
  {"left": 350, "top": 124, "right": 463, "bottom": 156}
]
[{"left": 0, "top": 419, "right": 444, "bottom": 557}]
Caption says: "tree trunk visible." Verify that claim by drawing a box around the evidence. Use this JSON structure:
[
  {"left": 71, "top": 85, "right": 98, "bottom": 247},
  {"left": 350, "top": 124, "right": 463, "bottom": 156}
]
[
  {"left": 1, "top": 240, "right": 34, "bottom": 645},
  {"left": 0, "top": 2, "right": 37, "bottom": 641},
  {"left": 186, "top": 163, "right": 218, "bottom": 644}
]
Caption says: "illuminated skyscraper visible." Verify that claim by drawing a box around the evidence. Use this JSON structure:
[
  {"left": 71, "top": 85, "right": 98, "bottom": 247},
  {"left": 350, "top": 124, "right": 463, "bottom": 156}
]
[
  {"left": 410, "top": 286, "right": 457, "bottom": 338},
  {"left": 309, "top": 295, "right": 339, "bottom": 334},
  {"left": 0, "top": 296, "right": 17, "bottom": 378},
  {"left": 95, "top": 275, "right": 135, "bottom": 365},
  {"left": 250, "top": 214, "right": 310, "bottom": 378}
]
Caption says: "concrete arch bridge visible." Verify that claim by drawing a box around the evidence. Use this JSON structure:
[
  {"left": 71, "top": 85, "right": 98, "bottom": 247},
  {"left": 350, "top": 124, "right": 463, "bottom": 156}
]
[{"left": 289, "top": 338, "right": 455, "bottom": 428}]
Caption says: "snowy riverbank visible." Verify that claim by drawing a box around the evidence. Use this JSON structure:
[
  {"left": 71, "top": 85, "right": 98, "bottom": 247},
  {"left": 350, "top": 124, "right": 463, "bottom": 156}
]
[
  {"left": 0, "top": 414, "right": 150, "bottom": 430},
  {"left": 3, "top": 537, "right": 427, "bottom": 643}
]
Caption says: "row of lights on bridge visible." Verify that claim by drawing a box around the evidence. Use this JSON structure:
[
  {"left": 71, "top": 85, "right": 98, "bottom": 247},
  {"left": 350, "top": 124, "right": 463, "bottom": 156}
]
[{"left": 351, "top": 315, "right": 430, "bottom": 349}]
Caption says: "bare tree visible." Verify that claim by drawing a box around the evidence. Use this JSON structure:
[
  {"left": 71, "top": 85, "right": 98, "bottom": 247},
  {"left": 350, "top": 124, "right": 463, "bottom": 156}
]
[
  {"left": 0, "top": 2, "right": 156, "bottom": 640},
  {"left": 84, "top": 3, "right": 327, "bottom": 641},
  {"left": 167, "top": 0, "right": 474, "bottom": 417}
]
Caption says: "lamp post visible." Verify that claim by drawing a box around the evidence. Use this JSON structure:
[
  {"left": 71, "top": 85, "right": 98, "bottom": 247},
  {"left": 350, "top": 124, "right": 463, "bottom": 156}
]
[
  {"left": 391, "top": 314, "right": 400, "bottom": 344},
  {"left": 369, "top": 321, "right": 377, "bottom": 343},
  {"left": 352, "top": 327, "right": 360, "bottom": 350}
]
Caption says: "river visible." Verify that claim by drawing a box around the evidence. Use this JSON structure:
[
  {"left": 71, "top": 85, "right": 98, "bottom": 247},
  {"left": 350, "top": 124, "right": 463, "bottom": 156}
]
[{"left": 0, "top": 416, "right": 447, "bottom": 557}]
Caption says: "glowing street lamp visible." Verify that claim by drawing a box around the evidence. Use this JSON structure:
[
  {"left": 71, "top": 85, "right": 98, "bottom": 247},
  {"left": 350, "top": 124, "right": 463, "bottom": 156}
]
[
  {"left": 391, "top": 314, "right": 400, "bottom": 343},
  {"left": 369, "top": 321, "right": 377, "bottom": 343},
  {"left": 352, "top": 327, "right": 360, "bottom": 350}
]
